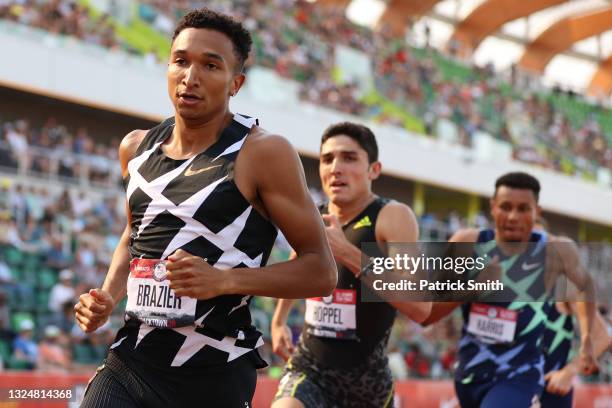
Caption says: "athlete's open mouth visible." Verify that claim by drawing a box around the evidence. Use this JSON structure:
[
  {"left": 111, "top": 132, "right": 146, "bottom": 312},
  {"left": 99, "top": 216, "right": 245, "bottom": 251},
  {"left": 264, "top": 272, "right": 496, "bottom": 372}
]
[
  {"left": 178, "top": 92, "right": 202, "bottom": 103},
  {"left": 330, "top": 180, "right": 346, "bottom": 187}
]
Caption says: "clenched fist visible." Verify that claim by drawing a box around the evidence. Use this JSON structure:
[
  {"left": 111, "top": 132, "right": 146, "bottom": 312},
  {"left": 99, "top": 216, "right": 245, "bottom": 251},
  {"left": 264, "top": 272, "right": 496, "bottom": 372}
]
[
  {"left": 74, "top": 289, "right": 114, "bottom": 333},
  {"left": 166, "top": 249, "right": 229, "bottom": 299}
]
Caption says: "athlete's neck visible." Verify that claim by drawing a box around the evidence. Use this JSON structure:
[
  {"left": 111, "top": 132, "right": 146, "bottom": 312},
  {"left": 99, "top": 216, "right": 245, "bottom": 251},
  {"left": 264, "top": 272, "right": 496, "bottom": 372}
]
[
  {"left": 328, "top": 193, "right": 376, "bottom": 225},
  {"left": 165, "top": 111, "right": 233, "bottom": 159},
  {"left": 494, "top": 231, "right": 530, "bottom": 255}
]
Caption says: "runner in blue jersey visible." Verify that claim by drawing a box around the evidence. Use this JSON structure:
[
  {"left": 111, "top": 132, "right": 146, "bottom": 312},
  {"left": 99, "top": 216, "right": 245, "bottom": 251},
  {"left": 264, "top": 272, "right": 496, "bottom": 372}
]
[{"left": 422, "top": 172, "right": 598, "bottom": 408}]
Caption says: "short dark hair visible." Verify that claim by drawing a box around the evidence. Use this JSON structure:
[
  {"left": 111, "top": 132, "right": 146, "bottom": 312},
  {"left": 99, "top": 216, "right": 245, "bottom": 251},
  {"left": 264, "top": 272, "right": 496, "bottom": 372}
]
[
  {"left": 494, "top": 172, "right": 541, "bottom": 202},
  {"left": 321, "top": 122, "right": 378, "bottom": 163},
  {"left": 172, "top": 8, "right": 252, "bottom": 72}
]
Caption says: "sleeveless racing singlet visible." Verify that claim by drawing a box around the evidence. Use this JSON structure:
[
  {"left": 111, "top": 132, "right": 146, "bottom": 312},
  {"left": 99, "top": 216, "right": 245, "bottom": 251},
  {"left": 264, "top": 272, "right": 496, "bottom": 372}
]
[
  {"left": 111, "top": 114, "right": 277, "bottom": 373},
  {"left": 302, "top": 197, "right": 397, "bottom": 368},
  {"left": 542, "top": 304, "right": 574, "bottom": 373},
  {"left": 456, "top": 229, "right": 552, "bottom": 384}
]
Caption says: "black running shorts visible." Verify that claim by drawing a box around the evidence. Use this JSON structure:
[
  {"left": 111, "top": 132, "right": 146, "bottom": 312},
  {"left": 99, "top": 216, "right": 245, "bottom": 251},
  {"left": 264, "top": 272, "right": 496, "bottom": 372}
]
[{"left": 80, "top": 350, "right": 262, "bottom": 408}]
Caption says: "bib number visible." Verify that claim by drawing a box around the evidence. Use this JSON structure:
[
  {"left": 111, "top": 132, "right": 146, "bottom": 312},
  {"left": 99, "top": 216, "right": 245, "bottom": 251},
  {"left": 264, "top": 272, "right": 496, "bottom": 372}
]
[
  {"left": 305, "top": 289, "right": 357, "bottom": 340},
  {"left": 125, "top": 259, "right": 196, "bottom": 328},
  {"left": 467, "top": 303, "right": 517, "bottom": 344}
]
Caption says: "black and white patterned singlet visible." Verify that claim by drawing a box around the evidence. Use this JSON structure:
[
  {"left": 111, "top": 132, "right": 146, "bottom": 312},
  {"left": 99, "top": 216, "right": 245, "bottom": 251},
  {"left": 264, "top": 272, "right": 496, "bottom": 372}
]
[{"left": 110, "top": 113, "right": 277, "bottom": 373}]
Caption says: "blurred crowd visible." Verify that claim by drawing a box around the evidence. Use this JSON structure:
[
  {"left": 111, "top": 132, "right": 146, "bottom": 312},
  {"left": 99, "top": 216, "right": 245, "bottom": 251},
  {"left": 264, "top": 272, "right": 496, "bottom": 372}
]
[
  {"left": 1, "top": 0, "right": 611, "bottom": 182},
  {"left": 0, "top": 117, "right": 121, "bottom": 187},
  {"left": 136, "top": 0, "right": 612, "bottom": 180},
  {"left": 0, "top": 182, "right": 124, "bottom": 371},
  {"left": 0, "top": 0, "right": 126, "bottom": 50}
]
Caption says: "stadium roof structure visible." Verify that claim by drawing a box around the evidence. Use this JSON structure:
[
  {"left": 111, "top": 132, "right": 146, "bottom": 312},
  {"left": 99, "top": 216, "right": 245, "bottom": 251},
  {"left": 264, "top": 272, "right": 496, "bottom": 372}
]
[{"left": 314, "top": 0, "right": 612, "bottom": 97}]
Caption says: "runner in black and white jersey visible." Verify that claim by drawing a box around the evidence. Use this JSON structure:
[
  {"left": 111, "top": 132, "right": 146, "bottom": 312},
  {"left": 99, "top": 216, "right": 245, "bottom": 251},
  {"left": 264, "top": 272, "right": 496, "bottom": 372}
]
[
  {"left": 271, "top": 122, "right": 431, "bottom": 408},
  {"left": 74, "top": 8, "right": 336, "bottom": 408}
]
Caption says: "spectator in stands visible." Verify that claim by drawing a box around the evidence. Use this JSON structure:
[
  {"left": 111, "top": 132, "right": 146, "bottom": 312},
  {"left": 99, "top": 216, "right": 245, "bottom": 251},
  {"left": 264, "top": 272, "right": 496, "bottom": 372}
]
[
  {"left": 0, "top": 215, "right": 23, "bottom": 248},
  {"left": 37, "top": 325, "right": 71, "bottom": 372},
  {"left": 0, "top": 252, "right": 33, "bottom": 304},
  {"left": 24, "top": 186, "right": 45, "bottom": 220},
  {"left": 0, "top": 292, "right": 10, "bottom": 332},
  {"left": 8, "top": 184, "right": 27, "bottom": 226},
  {"left": 46, "top": 236, "right": 71, "bottom": 270},
  {"left": 19, "top": 214, "right": 50, "bottom": 253},
  {"left": 51, "top": 300, "right": 77, "bottom": 337},
  {"left": 440, "top": 345, "right": 456, "bottom": 373},
  {"left": 12, "top": 319, "right": 37, "bottom": 370},
  {"left": 55, "top": 189, "right": 72, "bottom": 215},
  {"left": 48, "top": 269, "right": 75, "bottom": 315},
  {"left": 0, "top": 126, "right": 18, "bottom": 169},
  {"left": 0, "top": 180, "right": 10, "bottom": 213},
  {"left": 388, "top": 343, "right": 409, "bottom": 380},
  {"left": 4, "top": 120, "right": 29, "bottom": 171},
  {"left": 405, "top": 343, "right": 431, "bottom": 378},
  {"left": 71, "top": 191, "right": 92, "bottom": 217}
]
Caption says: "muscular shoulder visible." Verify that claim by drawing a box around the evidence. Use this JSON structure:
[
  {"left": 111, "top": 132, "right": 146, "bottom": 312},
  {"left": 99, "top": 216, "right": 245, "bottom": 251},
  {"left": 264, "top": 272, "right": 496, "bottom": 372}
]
[
  {"left": 379, "top": 200, "right": 417, "bottom": 223},
  {"left": 376, "top": 200, "right": 419, "bottom": 242},
  {"left": 240, "top": 127, "right": 301, "bottom": 182},
  {"left": 242, "top": 126, "right": 296, "bottom": 159},
  {"left": 548, "top": 234, "right": 579, "bottom": 260},
  {"left": 449, "top": 228, "right": 479, "bottom": 243},
  {"left": 549, "top": 234, "right": 575, "bottom": 245},
  {"left": 119, "top": 129, "right": 148, "bottom": 175}
]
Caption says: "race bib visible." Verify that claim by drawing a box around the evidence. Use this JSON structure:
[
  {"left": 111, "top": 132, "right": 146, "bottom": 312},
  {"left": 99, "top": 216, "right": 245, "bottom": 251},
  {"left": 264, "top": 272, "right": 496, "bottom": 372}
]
[
  {"left": 467, "top": 303, "right": 517, "bottom": 344},
  {"left": 305, "top": 289, "right": 357, "bottom": 340},
  {"left": 125, "top": 258, "right": 196, "bottom": 328}
]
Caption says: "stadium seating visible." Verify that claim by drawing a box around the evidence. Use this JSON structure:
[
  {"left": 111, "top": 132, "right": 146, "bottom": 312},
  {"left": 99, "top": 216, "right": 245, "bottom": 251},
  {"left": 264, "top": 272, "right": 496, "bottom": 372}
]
[{"left": 3, "top": 0, "right": 610, "bottom": 182}]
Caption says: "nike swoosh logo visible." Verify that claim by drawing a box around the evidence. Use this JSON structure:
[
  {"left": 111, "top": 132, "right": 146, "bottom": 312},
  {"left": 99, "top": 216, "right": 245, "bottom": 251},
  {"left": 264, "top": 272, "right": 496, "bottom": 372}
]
[
  {"left": 184, "top": 164, "right": 222, "bottom": 176},
  {"left": 522, "top": 261, "right": 540, "bottom": 271}
]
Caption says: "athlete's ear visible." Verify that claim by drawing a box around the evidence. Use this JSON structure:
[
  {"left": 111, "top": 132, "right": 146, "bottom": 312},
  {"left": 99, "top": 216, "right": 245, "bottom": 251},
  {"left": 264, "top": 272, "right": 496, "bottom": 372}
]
[
  {"left": 489, "top": 197, "right": 496, "bottom": 218},
  {"left": 230, "top": 72, "right": 246, "bottom": 97},
  {"left": 535, "top": 204, "right": 542, "bottom": 219},
  {"left": 368, "top": 161, "right": 381, "bottom": 180}
]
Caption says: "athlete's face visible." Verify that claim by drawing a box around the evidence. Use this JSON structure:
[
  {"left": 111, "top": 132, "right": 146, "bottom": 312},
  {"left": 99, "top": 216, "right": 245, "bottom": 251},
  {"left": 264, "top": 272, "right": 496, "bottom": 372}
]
[
  {"left": 490, "top": 186, "right": 540, "bottom": 242},
  {"left": 319, "top": 135, "right": 380, "bottom": 206},
  {"left": 167, "top": 28, "right": 245, "bottom": 122}
]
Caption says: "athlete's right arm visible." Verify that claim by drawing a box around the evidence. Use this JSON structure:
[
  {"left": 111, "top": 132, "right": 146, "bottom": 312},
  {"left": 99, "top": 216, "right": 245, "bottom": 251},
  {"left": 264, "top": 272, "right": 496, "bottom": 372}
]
[
  {"left": 420, "top": 228, "right": 479, "bottom": 326},
  {"left": 220, "top": 134, "right": 337, "bottom": 299},
  {"left": 271, "top": 251, "right": 298, "bottom": 361},
  {"left": 545, "top": 302, "right": 611, "bottom": 395},
  {"left": 74, "top": 129, "right": 146, "bottom": 333},
  {"left": 271, "top": 298, "right": 296, "bottom": 361}
]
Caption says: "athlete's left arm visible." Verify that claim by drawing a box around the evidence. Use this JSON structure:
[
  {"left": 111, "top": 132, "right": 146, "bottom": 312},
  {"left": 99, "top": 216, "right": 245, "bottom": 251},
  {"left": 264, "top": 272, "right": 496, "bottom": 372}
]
[
  {"left": 374, "top": 202, "right": 432, "bottom": 323},
  {"left": 569, "top": 300, "right": 611, "bottom": 364},
  {"left": 552, "top": 237, "right": 598, "bottom": 375},
  {"left": 169, "top": 134, "right": 337, "bottom": 299},
  {"left": 545, "top": 302, "right": 611, "bottom": 395}
]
